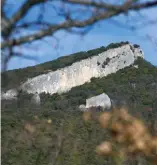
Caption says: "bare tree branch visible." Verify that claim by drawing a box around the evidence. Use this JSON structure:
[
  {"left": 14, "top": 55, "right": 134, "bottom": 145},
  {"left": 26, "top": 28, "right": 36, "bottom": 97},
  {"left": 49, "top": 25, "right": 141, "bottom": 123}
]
[
  {"left": 1, "top": 0, "right": 6, "bottom": 9},
  {"left": 10, "top": 0, "right": 46, "bottom": 25},
  {"left": 65, "top": 0, "right": 123, "bottom": 10},
  {"left": 1, "top": 0, "right": 45, "bottom": 37},
  {"left": 1, "top": 0, "right": 157, "bottom": 71},
  {"left": 2, "top": 0, "right": 157, "bottom": 49},
  {"left": 65, "top": 0, "right": 157, "bottom": 11}
]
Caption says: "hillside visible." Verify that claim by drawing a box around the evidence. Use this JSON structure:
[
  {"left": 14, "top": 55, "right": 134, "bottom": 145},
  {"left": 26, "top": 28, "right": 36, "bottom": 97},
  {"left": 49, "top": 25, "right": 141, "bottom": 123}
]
[
  {"left": 1, "top": 42, "right": 157, "bottom": 165},
  {"left": 1, "top": 41, "right": 136, "bottom": 92}
]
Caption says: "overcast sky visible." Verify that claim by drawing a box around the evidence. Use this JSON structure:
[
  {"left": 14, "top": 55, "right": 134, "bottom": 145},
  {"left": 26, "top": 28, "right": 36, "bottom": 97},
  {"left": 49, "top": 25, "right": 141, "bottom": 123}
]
[{"left": 4, "top": 0, "right": 157, "bottom": 70}]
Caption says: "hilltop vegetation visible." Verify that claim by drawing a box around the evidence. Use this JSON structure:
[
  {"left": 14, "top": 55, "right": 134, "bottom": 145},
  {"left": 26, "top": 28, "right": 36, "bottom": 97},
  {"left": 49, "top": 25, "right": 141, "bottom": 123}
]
[{"left": 1, "top": 43, "right": 157, "bottom": 165}]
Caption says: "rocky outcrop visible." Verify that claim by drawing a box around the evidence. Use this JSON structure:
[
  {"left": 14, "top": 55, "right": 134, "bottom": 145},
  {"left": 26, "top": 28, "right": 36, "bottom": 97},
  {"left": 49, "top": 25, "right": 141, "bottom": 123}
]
[
  {"left": 86, "top": 93, "right": 111, "bottom": 110},
  {"left": 20, "top": 43, "right": 144, "bottom": 95},
  {"left": 79, "top": 104, "right": 86, "bottom": 112},
  {"left": 31, "top": 93, "right": 41, "bottom": 105},
  {"left": 79, "top": 93, "right": 111, "bottom": 111},
  {"left": 1, "top": 89, "right": 18, "bottom": 100}
]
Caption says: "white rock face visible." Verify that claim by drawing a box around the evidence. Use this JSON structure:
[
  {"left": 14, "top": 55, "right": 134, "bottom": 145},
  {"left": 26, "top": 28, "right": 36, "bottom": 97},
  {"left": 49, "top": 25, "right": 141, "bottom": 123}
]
[
  {"left": 133, "top": 65, "right": 139, "bottom": 69},
  {"left": 31, "top": 93, "right": 41, "bottom": 105},
  {"left": 6, "top": 43, "right": 143, "bottom": 96},
  {"left": 86, "top": 93, "right": 111, "bottom": 110},
  {"left": 1, "top": 89, "right": 18, "bottom": 100},
  {"left": 79, "top": 104, "right": 86, "bottom": 112}
]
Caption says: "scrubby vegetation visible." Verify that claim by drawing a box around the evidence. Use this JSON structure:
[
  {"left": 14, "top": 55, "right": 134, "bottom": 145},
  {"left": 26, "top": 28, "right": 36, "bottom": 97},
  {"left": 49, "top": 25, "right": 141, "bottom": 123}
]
[{"left": 1, "top": 43, "right": 157, "bottom": 165}]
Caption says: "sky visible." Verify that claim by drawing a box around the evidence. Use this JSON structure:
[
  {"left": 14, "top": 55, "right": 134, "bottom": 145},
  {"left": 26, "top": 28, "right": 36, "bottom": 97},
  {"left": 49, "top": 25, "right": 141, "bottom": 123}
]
[{"left": 3, "top": 0, "right": 157, "bottom": 70}]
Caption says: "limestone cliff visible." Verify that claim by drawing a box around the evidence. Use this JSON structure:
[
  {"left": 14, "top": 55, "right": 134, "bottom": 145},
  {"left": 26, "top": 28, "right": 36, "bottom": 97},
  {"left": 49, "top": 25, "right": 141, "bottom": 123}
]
[{"left": 20, "top": 43, "right": 144, "bottom": 95}]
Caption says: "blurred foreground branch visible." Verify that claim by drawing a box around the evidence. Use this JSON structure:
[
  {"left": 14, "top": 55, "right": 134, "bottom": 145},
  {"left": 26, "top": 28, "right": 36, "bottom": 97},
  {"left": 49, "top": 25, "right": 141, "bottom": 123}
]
[
  {"left": 1, "top": 0, "right": 157, "bottom": 70},
  {"left": 2, "top": 1, "right": 157, "bottom": 49}
]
